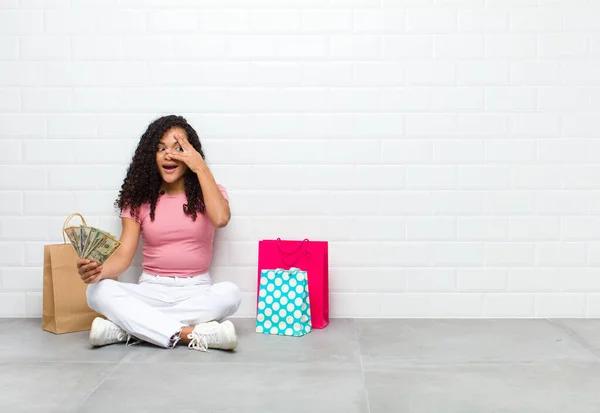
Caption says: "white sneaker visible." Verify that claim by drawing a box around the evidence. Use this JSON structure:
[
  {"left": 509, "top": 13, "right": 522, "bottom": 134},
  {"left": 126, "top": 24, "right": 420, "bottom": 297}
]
[
  {"left": 187, "top": 320, "right": 238, "bottom": 352},
  {"left": 89, "top": 317, "right": 128, "bottom": 347}
]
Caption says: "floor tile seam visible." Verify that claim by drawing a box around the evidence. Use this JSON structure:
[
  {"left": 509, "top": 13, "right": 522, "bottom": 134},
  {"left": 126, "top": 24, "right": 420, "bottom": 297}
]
[
  {"left": 355, "top": 319, "right": 372, "bottom": 413},
  {"left": 75, "top": 357, "right": 124, "bottom": 410},
  {"left": 546, "top": 318, "right": 600, "bottom": 361}
]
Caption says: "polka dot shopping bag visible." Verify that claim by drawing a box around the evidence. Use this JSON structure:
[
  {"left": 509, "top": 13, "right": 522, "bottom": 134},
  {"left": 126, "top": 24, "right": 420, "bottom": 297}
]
[{"left": 256, "top": 268, "right": 312, "bottom": 337}]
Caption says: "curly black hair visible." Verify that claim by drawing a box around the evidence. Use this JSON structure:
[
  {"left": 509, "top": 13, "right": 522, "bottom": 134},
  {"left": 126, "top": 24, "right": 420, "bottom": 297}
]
[{"left": 115, "top": 115, "right": 206, "bottom": 222}]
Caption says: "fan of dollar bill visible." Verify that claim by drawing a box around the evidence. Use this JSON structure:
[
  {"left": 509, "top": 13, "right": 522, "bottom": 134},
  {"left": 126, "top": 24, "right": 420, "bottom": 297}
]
[{"left": 63, "top": 213, "right": 121, "bottom": 265}]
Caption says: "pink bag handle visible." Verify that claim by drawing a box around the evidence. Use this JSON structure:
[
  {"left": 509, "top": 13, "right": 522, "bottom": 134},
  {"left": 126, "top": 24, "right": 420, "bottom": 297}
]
[
  {"left": 277, "top": 238, "right": 309, "bottom": 255},
  {"left": 276, "top": 238, "right": 311, "bottom": 268}
]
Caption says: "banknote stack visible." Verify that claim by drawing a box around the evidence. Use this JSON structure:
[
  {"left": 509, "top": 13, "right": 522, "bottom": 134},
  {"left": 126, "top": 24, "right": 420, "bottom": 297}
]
[{"left": 64, "top": 225, "right": 121, "bottom": 265}]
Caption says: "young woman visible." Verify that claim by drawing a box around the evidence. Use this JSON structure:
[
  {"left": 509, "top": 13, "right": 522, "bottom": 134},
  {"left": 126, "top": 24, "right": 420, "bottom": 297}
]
[{"left": 77, "top": 115, "right": 242, "bottom": 352}]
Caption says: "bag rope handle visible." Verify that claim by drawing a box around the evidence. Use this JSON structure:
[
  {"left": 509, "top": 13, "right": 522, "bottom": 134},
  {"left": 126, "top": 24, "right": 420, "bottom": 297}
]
[{"left": 62, "top": 212, "right": 87, "bottom": 244}]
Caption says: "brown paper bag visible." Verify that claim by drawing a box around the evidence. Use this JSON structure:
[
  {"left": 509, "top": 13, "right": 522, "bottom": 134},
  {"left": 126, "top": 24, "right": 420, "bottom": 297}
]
[{"left": 42, "top": 213, "right": 102, "bottom": 334}]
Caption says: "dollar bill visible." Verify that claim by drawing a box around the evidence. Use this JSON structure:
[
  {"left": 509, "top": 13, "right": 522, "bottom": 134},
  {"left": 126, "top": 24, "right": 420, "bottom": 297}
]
[
  {"left": 64, "top": 227, "right": 80, "bottom": 256},
  {"left": 86, "top": 236, "right": 120, "bottom": 265},
  {"left": 83, "top": 228, "right": 102, "bottom": 259},
  {"left": 81, "top": 226, "right": 92, "bottom": 256}
]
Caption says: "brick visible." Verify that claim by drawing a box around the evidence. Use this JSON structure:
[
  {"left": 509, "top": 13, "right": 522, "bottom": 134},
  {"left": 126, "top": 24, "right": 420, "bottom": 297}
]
[
  {"left": 147, "top": 10, "right": 198, "bottom": 32},
  {"left": 382, "top": 293, "right": 433, "bottom": 318},
  {"left": 535, "top": 294, "right": 586, "bottom": 317},
  {"left": 301, "top": 10, "right": 352, "bottom": 32},
  {"left": 486, "top": 35, "right": 536, "bottom": 58},
  {"left": 458, "top": 269, "right": 508, "bottom": 292},
  {"left": 300, "top": 62, "right": 354, "bottom": 85},
  {"left": 23, "top": 191, "right": 75, "bottom": 215},
  {"left": 430, "top": 242, "right": 485, "bottom": 266},
  {"left": 432, "top": 294, "right": 483, "bottom": 318},
  {"left": 0, "top": 166, "right": 46, "bottom": 189},
  {"left": 0, "top": 217, "right": 50, "bottom": 241},
  {"left": 0, "top": 11, "right": 42, "bottom": 34},
  {"left": 539, "top": 34, "right": 590, "bottom": 59},
  {"left": 486, "top": 243, "right": 535, "bottom": 266},
  {"left": 509, "top": 269, "right": 559, "bottom": 292},
  {"left": 250, "top": 10, "right": 301, "bottom": 32},
  {"left": 331, "top": 293, "right": 381, "bottom": 317},
  {"left": 407, "top": 217, "right": 456, "bottom": 241},
  {"left": 383, "top": 140, "right": 433, "bottom": 164},
  {"left": 0, "top": 267, "right": 42, "bottom": 290},
  {"left": 484, "top": 294, "right": 534, "bottom": 317},
  {"left": 407, "top": 9, "right": 457, "bottom": 33},
  {"left": 536, "top": 243, "right": 587, "bottom": 267},
  {"left": 46, "top": 62, "right": 147, "bottom": 87},
  {"left": 22, "top": 88, "right": 71, "bottom": 112},
  {"left": 0, "top": 242, "right": 24, "bottom": 265},
  {"left": 457, "top": 62, "right": 509, "bottom": 85},
  {"left": 23, "top": 140, "right": 75, "bottom": 164},
  {"left": 538, "top": 139, "right": 589, "bottom": 162},
  {"left": 510, "top": 217, "right": 561, "bottom": 241},
  {"left": 432, "top": 87, "right": 484, "bottom": 111},
  {"left": 354, "top": 62, "right": 405, "bottom": 85},
  {"left": 486, "top": 87, "right": 537, "bottom": 111},
  {"left": 0, "top": 36, "right": 18, "bottom": 59},
  {"left": 458, "top": 217, "right": 509, "bottom": 241},
  {"left": 510, "top": 166, "right": 563, "bottom": 189},
  {"left": 330, "top": 35, "right": 380, "bottom": 59},
  {"left": 406, "top": 61, "right": 455, "bottom": 85},
  {"left": 0, "top": 293, "right": 26, "bottom": 317},
  {"left": 20, "top": 35, "right": 70, "bottom": 60},
  {"left": 510, "top": 61, "right": 561, "bottom": 86},
  {"left": 434, "top": 140, "right": 484, "bottom": 163},
  {"left": 353, "top": 9, "right": 405, "bottom": 32},
  {"left": 485, "top": 191, "right": 534, "bottom": 215},
  {"left": 485, "top": 139, "right": 536, "bottom": 163},
  {"left": 435, "top": 35, "right": 484, "bottom": 59},
  {"left": 433, "top": 191, "right": 485, "bottom": 215},
  {"left": 406, "top": 269, "right": 456, "bottom": 292},
  {"left": 406, "top": 166, "right": 456, "bottom": 189},
  {"left": 71, "top": 35, "right": 122, "bottom": 60},
  {"left": 0, "top": 62, "right": 44, "bottom": 86},
  {"left": 509, "top": 8, "right": 561, "bottom": 32},
  {"left": 383, "top": 35, "right": 433, "bottom": 59},
  {"left": 460, "top": 167, "right": 506, "bottom": 191},
  {"left": 0, "top": 88, "right": 19, "bottom": 112},
  {"left": 459, "top": 9, "right": 508, "bottom": 33},
  {"left": 198, "top": 9, "right": 249, "bottom": 31}
]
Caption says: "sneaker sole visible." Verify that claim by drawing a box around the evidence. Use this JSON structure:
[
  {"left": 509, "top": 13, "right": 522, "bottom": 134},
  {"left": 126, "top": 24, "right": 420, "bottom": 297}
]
[
  {"left": 221, "top": 320, "right": 238, "bottom": 350},
  {"left": 88, "top": 317, "right": 106, "bottom": 347}
]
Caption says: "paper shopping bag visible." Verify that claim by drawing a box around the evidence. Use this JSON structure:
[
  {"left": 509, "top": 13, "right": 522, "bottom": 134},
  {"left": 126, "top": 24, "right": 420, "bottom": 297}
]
[
  {"left": 258, "top": 238, "right": 329, "bottom": 329},
  {"left": 256, "top": 268, "right": 312, "bottom": 337},
  {"left": 42, "top": 213, "right": 102, "bottom": 334}
]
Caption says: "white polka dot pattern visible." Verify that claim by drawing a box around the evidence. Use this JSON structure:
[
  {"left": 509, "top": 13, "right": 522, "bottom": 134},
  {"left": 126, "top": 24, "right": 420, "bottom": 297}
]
[{"left": 256, "top": 268, "right": 312, "bottom": 337}]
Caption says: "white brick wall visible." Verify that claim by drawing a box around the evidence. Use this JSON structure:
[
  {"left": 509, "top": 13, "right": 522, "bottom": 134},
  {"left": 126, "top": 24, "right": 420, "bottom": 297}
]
[{"left": 1, "top": 0, "right": 599, "bottom": 318}]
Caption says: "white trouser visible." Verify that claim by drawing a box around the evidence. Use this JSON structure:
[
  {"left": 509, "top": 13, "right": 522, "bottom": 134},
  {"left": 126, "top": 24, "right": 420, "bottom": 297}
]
[{"left": 86, "top": 272, "right": 242, "bottom": 348}]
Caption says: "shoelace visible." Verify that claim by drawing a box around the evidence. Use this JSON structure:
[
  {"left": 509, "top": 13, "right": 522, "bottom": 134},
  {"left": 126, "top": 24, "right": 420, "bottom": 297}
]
[{"left": 188, "top": 329, "right": 219, "bottom": 352}]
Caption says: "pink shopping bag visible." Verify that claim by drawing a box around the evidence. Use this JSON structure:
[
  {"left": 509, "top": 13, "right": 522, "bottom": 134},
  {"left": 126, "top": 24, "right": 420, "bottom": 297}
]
[{"left": 257, "top": 238, "right": 329, "bottom": 329}]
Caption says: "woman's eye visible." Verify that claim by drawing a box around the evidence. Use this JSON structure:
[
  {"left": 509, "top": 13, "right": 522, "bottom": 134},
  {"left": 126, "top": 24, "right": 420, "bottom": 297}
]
[
  {"left": 157, "top": 147, "right": 165, "bottom": 152},
  {"left": 176, "top": 146, "right": 183, "bottom": 152}
]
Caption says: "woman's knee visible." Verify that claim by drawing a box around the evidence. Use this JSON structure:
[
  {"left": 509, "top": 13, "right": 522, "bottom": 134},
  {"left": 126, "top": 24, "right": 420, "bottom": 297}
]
[
  {"left": 86, "top": 279, "right": 118, "bottom": 312},
  {"left": 214, "top": 282, "right": 242, "bottom": 312}
]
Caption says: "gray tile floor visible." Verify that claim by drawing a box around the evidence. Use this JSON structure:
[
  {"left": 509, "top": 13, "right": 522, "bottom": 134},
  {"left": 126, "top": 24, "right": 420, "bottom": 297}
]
[{"left": 2, "top": 318, "right": 600, "bottom": 413}]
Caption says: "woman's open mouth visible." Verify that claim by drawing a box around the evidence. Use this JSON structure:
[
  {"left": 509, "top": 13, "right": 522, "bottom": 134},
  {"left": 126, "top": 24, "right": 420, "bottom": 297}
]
[{"left": 163, "top": 164, "right": 178, "bottom": 174}]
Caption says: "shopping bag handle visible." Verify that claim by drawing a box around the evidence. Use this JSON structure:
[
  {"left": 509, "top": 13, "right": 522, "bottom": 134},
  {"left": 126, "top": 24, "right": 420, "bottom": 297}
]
[
  {"left": 280, "top": 249, "right": 312, "bottom": 268},
  {"left": 276, "top": 238, "right": 311, "bottom": 267},
  {"left": 276, "top": 238, "right": 309, "bottom": 255},
  {"left": 62, "top": 212, "right": 87, "bottom": 243}
]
